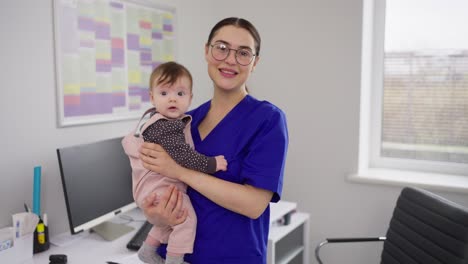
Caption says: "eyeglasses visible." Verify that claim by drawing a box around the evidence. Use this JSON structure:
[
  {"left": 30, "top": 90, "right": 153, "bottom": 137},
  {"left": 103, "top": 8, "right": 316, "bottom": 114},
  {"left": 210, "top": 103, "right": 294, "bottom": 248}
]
[{"left": 209, "top": 43, "right": 256, "bottom": 66}]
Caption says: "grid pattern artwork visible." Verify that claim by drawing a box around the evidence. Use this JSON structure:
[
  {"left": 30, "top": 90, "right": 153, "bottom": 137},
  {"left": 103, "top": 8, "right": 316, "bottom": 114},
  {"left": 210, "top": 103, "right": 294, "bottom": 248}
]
[{"left": 54, "top": 0, "right": 176, "bottom": 126}]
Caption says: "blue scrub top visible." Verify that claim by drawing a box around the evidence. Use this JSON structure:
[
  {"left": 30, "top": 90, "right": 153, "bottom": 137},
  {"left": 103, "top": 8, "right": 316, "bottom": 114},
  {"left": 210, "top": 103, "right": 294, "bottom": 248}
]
[{"left": 158, "top": 95, "right": 288, "bottom": 264}]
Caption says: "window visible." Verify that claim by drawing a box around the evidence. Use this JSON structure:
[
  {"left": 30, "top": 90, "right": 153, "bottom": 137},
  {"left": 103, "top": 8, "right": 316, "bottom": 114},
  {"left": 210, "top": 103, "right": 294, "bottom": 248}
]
[{"left": 351, "top": 0, "right": 468, "bottom": 192}]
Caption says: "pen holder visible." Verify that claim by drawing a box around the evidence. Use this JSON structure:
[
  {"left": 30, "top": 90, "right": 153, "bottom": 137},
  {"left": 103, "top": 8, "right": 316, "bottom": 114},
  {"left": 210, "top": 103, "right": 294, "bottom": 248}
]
[{"left": 33, "top": 221, "right": 49, "bottom": 254}]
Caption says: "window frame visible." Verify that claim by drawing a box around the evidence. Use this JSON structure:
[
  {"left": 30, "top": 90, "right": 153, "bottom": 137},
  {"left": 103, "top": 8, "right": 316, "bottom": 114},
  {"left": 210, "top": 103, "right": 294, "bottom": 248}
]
[{"left": 349, "top": 0, "right": 468, "bottom": 193}]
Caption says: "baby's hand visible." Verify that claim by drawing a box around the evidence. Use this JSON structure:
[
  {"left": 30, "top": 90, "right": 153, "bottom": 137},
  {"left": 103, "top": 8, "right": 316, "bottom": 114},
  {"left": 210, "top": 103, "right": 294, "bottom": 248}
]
[{"left": 215, "top": 155, "right": 228, "bottom": 171}]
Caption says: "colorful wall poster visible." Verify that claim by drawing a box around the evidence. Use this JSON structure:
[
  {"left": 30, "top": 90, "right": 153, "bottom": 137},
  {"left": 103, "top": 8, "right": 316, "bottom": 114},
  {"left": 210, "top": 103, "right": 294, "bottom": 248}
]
[{"left": 54, "top": 0, "right": 176, "bottom": 126}]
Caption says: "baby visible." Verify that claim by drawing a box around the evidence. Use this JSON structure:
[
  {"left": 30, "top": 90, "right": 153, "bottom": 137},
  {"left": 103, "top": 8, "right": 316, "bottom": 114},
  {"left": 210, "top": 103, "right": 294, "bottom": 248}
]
[{"left": 122, "top": 61, "right": 227, "bottom": 264}]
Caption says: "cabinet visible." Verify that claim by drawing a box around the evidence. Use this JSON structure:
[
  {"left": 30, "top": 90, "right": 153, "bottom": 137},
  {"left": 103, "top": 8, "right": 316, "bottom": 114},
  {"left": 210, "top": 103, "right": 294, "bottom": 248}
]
[{"left": 268, "top": 201, "right": 310, "bottom": 264}]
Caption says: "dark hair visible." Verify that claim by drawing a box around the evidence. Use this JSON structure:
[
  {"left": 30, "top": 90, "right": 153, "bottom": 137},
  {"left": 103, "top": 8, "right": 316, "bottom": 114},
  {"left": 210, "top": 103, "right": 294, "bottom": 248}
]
[
  {"left": 149, "top": 61, "right": 193, "bottom": 91},
  {"left": 206, "top": 17, "right": 261, "bottom": 56}
]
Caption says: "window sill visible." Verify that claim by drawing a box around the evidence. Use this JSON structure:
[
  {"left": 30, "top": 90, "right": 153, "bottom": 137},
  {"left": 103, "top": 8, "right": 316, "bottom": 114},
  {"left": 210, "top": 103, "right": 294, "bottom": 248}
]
[{"left": 348, "top": 168, "right": 468, "bottom": 194}]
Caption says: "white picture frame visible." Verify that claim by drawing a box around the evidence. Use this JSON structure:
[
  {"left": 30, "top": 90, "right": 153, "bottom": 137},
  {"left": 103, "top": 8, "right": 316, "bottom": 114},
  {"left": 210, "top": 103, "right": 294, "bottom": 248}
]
[{"left": 53, "top": 0, "right": 177, "bottom": 127}]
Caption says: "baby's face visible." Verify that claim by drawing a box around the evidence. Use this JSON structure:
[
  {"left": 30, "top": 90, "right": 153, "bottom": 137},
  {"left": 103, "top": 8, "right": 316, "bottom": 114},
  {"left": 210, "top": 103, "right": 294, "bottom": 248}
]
[{"left": 150, "top": 76, "right": 192, "bottom": 119}]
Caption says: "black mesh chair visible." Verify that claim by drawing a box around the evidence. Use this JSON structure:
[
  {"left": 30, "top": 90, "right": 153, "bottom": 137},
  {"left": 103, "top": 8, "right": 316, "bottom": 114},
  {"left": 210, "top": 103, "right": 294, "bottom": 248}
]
[{"left": 315, "top": 187, "right": 468, "bottom": 264}]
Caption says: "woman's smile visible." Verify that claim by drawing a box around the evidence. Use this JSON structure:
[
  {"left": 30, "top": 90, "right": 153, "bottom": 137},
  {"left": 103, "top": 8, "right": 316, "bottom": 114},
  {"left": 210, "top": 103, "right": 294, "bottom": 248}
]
[{"left": 219, "top": 67, "right": 238, "bottom": 78}]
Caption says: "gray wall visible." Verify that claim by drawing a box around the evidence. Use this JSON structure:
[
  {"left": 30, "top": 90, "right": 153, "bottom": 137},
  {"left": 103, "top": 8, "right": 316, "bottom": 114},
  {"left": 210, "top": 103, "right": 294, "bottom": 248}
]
[{"left": 1, "top": 1, "right": 467, "bottom": 263}]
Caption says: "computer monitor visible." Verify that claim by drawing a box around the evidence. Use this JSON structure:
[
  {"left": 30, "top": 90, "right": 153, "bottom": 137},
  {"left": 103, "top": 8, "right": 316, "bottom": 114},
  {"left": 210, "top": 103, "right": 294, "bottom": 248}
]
[{"left": 57, "top": 137, "right": 136, "bottom": 241}]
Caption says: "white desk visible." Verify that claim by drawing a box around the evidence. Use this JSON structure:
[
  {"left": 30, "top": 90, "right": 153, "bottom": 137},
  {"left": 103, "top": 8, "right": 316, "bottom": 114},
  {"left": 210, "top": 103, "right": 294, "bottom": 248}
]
[
  {"left": 268, "top": 202, "right": 310, "bottom": 264},
  {"left": 29, "top": 208, "right": 145, "bottom": 264},
  {"left": 28, "top": 202, "right": 309, "bottom": 264}
]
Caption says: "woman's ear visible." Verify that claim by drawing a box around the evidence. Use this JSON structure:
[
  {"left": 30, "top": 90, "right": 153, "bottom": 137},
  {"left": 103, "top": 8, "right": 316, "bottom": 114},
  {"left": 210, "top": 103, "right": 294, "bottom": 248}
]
[
  {"left": 204, "top": 44, "right": 210, "bottom": 62},
  {"left": 251, "top": 56, "right": 260, "bottom": 72}
]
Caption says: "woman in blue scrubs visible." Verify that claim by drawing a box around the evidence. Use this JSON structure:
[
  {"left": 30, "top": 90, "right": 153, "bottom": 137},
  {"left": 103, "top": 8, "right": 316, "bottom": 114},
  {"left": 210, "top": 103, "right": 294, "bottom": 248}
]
[{"left": 138, "top": 17, "right": 288, "bottom": 264}]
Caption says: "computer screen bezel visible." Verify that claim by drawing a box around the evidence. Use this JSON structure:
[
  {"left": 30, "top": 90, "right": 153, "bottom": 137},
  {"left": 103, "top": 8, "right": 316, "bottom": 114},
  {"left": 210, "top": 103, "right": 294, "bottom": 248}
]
[{"left": 56, "top": 137, "right": 136, "bottom": 235}]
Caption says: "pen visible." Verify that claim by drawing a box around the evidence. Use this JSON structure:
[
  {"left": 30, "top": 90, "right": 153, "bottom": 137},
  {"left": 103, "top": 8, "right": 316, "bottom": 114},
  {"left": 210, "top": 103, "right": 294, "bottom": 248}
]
[
  {"left": 24, "top": 203, "right": 30, "bottom": 212},
  {"left": 106, "top": 262, "right": 121, "bottom": 264}
]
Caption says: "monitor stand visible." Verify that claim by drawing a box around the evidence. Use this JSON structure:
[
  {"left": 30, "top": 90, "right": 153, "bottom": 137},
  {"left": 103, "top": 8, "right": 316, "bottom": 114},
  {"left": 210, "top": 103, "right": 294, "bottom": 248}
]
[{"left": 91, "top": 221, "right": 135, "bottom": 241}]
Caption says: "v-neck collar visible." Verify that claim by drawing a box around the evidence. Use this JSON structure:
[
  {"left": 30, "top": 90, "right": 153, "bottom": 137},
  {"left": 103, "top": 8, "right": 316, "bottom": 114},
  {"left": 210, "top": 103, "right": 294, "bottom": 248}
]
[{"left": 193, "top": 94, "right": 252, "bottom": 143}]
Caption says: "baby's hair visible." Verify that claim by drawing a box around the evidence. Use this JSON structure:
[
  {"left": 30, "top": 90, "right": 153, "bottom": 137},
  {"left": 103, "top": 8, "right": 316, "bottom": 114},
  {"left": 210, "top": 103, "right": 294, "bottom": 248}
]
[{"left": 149, "top": 61, "right": 193, "bottom": 92}]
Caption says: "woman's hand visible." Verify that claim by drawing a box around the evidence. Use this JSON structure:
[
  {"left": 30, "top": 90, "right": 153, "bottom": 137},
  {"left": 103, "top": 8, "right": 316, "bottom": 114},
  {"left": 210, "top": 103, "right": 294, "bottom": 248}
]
[
  {"left": 139, "top": 185, "right": 188, "bottom": 227},
  {"left": 139, "top": 142, "right": 185, "bottom": 180}
]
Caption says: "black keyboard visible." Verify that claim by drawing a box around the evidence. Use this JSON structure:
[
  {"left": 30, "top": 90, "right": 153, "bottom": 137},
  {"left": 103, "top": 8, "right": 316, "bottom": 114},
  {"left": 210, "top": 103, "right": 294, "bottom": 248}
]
[{"left": 126, "top": 221, "right": 153, "bottom": 250}]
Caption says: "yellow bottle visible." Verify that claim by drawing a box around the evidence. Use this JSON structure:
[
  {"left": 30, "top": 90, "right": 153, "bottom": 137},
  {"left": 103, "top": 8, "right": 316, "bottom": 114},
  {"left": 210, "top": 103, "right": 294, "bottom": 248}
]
[{"left": 36, "top": 222, "right": 45, "bottom": 244}]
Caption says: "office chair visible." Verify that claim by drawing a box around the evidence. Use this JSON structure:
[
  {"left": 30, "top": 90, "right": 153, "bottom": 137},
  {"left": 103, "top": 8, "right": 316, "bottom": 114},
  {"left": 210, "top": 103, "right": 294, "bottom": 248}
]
[{"left": 315, "top": 187, "right": 468, "bottom": 264}]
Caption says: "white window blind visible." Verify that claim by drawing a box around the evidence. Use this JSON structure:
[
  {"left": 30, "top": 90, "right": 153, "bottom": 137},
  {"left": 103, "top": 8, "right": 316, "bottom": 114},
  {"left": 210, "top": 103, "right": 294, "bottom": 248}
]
[
  {"left": 352, "top": 0, "right": 468, "bottom": 191},
  {"left": 382, "top": 50, "right": 468, "bottom": 164}
]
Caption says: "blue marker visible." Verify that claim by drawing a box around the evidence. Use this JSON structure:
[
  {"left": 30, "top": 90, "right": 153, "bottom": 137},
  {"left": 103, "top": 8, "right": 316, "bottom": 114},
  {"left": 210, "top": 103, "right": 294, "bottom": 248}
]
[{"left": 33, "top": 166, "right": 41, "bottom": 216}]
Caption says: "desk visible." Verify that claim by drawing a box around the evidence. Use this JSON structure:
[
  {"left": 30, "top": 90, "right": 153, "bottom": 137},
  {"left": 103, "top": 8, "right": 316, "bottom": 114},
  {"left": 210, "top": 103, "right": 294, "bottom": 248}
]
[
  {"left": 29, "top": 202, "right": 309, "bottom": 264},
  {"left": 268, "top": 202, "right": 310, "bottom": 264},
  {"left": 29, "top": 209, "right": 144, "bottom": 264}
]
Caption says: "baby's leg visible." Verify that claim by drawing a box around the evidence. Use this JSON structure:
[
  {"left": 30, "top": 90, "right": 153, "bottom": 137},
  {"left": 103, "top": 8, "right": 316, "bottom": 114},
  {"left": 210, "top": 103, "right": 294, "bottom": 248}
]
[
  {"left": 138, "top": 235, "right": 164, "bottom": 264},
  {"left": 165, "top": 193, "right": 196, "bottom": 264},
  {"left": 165, "top": 253, "right": 188, "bottom": 264}
]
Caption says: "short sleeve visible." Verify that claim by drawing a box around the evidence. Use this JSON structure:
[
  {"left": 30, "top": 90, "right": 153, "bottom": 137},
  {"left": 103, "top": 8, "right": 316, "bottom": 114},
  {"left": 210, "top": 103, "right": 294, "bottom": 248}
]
[{"left": 240, "top": 107, "right": 288, "bottom": 202}]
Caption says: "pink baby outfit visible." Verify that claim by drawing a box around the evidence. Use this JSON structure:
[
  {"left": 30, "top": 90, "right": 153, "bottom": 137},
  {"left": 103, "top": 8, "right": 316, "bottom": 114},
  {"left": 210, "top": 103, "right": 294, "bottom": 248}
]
[{"left": 122, "top": 109, "right": 198, "bottom": 254}]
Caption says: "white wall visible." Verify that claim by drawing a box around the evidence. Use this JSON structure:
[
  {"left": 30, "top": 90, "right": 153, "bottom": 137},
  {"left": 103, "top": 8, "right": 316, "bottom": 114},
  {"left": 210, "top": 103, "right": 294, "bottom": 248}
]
[{"left": 1, "top": 1, "right": 467, "bottom": 263}]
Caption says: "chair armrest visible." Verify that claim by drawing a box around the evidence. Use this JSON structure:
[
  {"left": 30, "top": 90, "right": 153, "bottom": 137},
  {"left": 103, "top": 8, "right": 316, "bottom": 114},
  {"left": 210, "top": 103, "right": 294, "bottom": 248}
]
[{"left": 315, "top": 237, "right": 386, "bottom": 264}]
